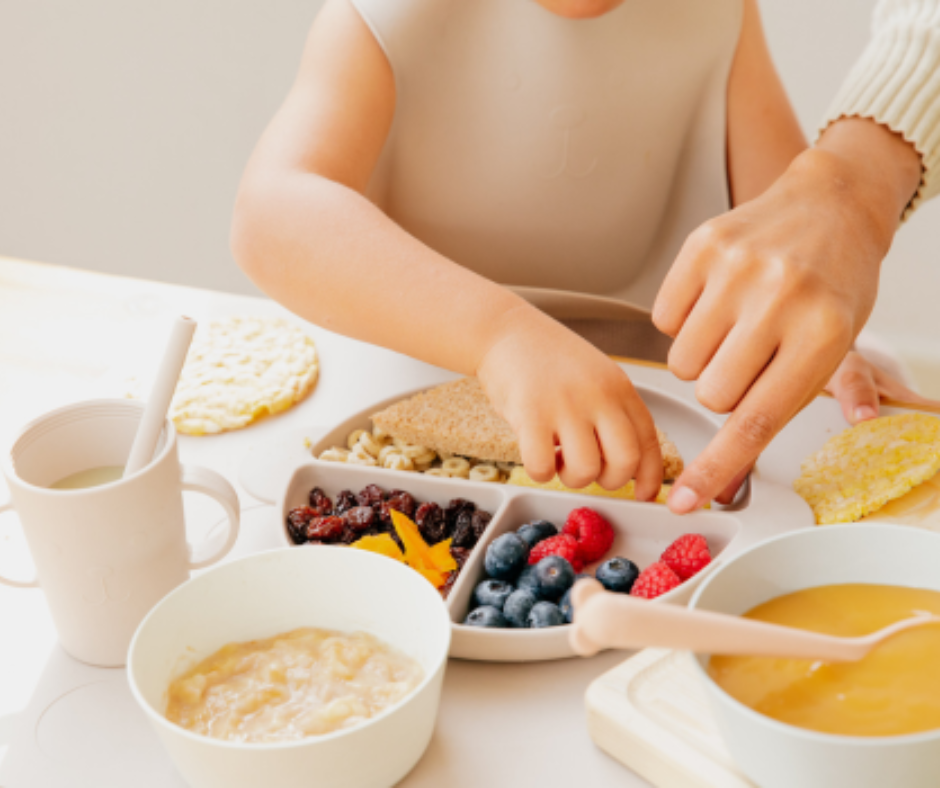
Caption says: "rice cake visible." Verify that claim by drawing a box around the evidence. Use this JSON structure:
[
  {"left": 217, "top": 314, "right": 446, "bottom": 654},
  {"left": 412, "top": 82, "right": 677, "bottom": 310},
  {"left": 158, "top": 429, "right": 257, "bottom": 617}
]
[
  {"left": 794, "top": 413, "right": 940, "bottom": 525},
  {"left": 171, "top": 317, "right": 318, "bottom": 435}
]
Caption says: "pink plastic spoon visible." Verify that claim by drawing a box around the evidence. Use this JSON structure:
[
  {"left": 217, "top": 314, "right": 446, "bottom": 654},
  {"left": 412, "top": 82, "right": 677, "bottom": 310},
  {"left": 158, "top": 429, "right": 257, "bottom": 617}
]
[{"left": 569, "top": 579, "right": 940, "bottom": 662}]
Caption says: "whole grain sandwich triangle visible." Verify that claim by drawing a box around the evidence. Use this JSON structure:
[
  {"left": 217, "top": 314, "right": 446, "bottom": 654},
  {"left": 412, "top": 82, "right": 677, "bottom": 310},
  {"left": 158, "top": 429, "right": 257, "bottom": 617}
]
[{"left": 371, "top": 377, "right": 684, "bottom": 480}]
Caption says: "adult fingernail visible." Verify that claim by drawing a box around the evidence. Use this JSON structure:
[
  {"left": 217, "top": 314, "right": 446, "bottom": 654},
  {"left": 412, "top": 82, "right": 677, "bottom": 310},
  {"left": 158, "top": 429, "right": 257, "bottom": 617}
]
[
  {"left": 669, "top": 485, "right": 699, "bottom": 514},
  {"left": 854, "top": 406, "right": 877, "bottom": 422}
]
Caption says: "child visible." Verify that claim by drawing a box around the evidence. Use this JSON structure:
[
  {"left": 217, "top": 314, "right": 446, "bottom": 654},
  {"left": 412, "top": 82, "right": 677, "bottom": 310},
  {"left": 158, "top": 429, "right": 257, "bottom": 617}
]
[{"left": 231, "top": 0, "right": 807, "bottom": 504}]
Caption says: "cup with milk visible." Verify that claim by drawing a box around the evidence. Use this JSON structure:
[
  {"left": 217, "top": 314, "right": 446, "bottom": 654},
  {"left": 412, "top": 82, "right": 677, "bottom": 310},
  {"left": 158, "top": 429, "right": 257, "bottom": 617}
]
[{"left": 0, "top": 399, "right": 240, "bottom": 666}]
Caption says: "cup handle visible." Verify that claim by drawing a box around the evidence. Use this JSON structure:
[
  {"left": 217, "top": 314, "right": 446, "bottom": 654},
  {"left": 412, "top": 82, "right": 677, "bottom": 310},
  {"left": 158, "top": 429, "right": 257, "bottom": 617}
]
[
  {"left": 0, "top": 499, "right": 40, "bottom": 588},
  {"left": 180, "top": 465, "right": 241, "bottom": 570}
]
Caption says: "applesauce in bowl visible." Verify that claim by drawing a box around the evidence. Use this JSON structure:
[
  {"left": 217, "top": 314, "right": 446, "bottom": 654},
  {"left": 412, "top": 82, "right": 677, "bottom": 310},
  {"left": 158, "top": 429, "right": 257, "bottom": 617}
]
[
  {"left": 689, "top": 524, "right": 940, "bottom": 788},
  {"left": 707, "top": 584, "right": 940, "bottom": 737}
]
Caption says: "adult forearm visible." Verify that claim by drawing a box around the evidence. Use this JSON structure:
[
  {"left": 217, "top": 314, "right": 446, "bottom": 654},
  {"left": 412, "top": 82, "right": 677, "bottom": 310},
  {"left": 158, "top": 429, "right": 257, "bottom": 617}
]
[
  {"left": 231, "top": 172, "right": 542, "bottom": 376},
  {"left": 813, "top": 118, "right": 922, "bottom": 246},
  {"left": 821, "top": 0, "right": 940, "bottom": 212}
]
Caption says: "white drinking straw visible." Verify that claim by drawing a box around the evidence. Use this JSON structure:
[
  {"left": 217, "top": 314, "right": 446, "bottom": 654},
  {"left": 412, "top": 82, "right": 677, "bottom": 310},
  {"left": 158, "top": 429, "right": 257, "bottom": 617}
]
[{"left": 124, "top": 316, "right": 197, "bottom": 477}]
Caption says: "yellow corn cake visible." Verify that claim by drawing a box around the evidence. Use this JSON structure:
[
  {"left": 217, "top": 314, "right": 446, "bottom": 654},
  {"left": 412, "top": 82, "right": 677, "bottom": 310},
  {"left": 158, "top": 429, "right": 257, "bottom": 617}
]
[{"left": 794, "top": 413, "right": 940, "bottom": 525}]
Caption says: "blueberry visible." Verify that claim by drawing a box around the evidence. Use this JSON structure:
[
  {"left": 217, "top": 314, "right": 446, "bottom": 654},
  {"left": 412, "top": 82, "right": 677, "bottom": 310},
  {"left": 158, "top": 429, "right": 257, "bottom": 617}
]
[
  {"left": 559, "top": 587, "right": 574, "bottom": 623},
  {"left": 484, "top": 533, "right": 529, "bottom": 581},
  {"left": 516, "top": 520, "right": 558, "bottom": 549},
  {"left": 464, "top": 605, "right": 509, "bottom": 628},
  {"left": 527, "top": 601, "right": 565, "bottom": 628},
  {"left": 473, "top": 579, "right": 514, "bottom": 611},
  {"left": 503, "top": 589, "right": 538, "bottom": 628},
  {"left": 516, "top": 564, "right": 542, "bottom": 598},
  {"left": 596, "top": 557, "right": 640, "bottom": 594},
  {"left": 528, "top": 556, "right": 576, "bottom": 602}
]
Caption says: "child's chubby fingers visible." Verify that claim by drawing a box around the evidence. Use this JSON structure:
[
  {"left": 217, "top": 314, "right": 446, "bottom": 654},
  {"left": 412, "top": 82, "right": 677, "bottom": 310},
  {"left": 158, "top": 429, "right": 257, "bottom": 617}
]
[
  {"left": 594, "top": 379, "right": 662, "bottom": 499},
  {"left": 556, "top": 421, "right": 603, "bottom": 490},
  {"left": 594, "top": 412, "right": 640, "bottom": 492},
  {"left": 628, "top": 408, "right": 664, "bottom": 502},
  {"left": 518, "top": 420, "right": 558, "bottom": 484}
]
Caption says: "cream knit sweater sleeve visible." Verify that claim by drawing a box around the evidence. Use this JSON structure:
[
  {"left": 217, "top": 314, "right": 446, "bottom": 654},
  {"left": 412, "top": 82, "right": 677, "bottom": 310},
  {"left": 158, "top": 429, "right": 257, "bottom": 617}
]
[{"left": 823, "top": 0, "right": 940, "bottom": 212}]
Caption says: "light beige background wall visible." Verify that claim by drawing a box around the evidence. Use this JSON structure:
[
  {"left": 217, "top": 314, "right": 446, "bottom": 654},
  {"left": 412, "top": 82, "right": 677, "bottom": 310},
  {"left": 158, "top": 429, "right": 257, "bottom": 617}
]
[{"left": 1, "top": 1, "right": 937, "bottom": 388}]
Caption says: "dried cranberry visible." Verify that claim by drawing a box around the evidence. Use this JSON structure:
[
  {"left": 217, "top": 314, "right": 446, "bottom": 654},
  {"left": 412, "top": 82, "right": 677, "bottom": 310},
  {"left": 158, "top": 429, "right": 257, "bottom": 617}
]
[
  {"left": 333, "top": 490, "right": 358, "bottom": 516},
  {"left": 471, "top": 510, "right": 492, "bottom": 541},
  {"left": 344, "top": 506, "right": 375, "bottom": 532},
  {"left": 357, "top": 484, "right": 386, "bottom": 508},
  {"left": 452, "top": 509, "right": 476, "bottom": 548},
  {"left": 308, "top": 486, "right": 333, "bottom": 515},
  {"left": 415, "top": 502, "right": 447, "bottom": 544},
  {"left": 286, "top": 506, "right": 316, "bottom": 544},
  {"left": 385, "top": 492, "right": 416, "bottom": 519},
  {"left": 445, "top": 498, "right": 476, "bottom": 529},
  {"left": 338, "top": 526, "right": 360, "bottom": 545},
  {"left": 305, "top": 515, "right": 347, "bottom": 543},
  {"left": 374, "top": 503, "right": 392, "bottom": 528},
  {"left": 450, "top": 547, "right": 471, "bottom": 568}
]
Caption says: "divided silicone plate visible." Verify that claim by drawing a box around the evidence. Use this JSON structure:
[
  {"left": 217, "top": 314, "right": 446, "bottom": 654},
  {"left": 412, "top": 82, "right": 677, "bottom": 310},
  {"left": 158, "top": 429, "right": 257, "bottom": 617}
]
[{"left": 276, "top": 384, "right": 814, "bottom": 662}]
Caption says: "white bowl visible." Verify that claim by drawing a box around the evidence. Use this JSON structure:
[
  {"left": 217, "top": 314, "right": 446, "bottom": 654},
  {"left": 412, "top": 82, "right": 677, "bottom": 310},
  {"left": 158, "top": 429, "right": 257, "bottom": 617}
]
[
  {"left": 127, "top": 547, "right": 451, "bottom": 788},
  {"left": 689, "top": 524, "right": 940, "bottom": 788}
]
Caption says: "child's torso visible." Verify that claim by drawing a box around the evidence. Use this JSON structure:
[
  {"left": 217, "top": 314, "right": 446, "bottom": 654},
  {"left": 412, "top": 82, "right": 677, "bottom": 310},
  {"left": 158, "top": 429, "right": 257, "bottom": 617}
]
[{"left": 353, "top": 0, "right": 742, "bottom": 309}]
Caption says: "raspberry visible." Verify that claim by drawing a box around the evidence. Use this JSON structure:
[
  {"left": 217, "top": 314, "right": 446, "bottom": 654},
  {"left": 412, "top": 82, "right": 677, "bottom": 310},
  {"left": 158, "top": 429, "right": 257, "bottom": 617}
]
[
  {"left": 528, "top": 534, "right": 584, "bottom": 572},
  {"left": 562, "top": 508, "right": 614, "bottom": 563},
  {"left": 661, "top": 534, "right": 711, "bottom": 580},
  {"left": 630, "top": 562, "right": 681, "bottom": 599}
]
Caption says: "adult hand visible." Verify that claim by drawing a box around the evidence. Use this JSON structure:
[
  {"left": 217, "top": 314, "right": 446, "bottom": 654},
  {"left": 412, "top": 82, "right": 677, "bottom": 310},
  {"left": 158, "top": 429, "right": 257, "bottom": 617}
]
[
  {"left": 477, "top": 307, "right": 664, "bottom": 499},
  {"left": 826, "top": 351, "right": 940, "bottom": 423},
  {"left": 652, "top": 119, "right": 922, "bottom": 514}
]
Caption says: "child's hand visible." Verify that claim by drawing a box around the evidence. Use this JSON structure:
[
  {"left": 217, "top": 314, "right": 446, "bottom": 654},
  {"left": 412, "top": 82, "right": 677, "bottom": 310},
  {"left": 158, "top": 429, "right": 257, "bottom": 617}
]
[{"left": 476, "top": 307, "right": 663, "bottom": 499}]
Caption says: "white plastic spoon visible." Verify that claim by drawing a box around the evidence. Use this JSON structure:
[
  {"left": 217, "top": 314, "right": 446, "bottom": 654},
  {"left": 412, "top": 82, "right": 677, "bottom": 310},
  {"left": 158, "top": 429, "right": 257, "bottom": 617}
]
[
  {"left": 569, "top": 579, "right": 940, "bottom": 662},
  {"left": 124, "top": 316, "right": 196, "bottom": 477}
]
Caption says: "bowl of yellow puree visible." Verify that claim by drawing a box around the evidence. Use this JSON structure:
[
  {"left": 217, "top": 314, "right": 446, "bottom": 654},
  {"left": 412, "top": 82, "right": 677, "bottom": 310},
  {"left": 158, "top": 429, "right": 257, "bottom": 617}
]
[{"left": 689, "top": 523, "right": 940, "bottom": 788}]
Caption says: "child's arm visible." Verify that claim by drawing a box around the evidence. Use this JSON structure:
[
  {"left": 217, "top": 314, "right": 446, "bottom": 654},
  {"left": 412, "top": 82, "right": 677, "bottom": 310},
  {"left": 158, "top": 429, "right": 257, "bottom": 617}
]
[
  {"left": 726, "top": 0, "right": 807, "bottom": 205},
  {"left": 232, "top": 0, "right": 663, "bottom": 497}
]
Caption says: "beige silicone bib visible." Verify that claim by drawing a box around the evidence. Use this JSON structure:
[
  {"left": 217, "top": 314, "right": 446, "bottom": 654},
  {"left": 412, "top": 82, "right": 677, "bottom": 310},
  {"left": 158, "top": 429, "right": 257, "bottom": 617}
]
[{"left": 354, "top": 0, "right": 741, "bottom": 311}]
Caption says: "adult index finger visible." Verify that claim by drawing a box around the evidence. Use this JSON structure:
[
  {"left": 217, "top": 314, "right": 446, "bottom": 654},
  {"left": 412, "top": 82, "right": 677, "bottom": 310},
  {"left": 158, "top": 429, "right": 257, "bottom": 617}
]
[{"left": 667, "top": 348, "right": 826, "bottom": 514}]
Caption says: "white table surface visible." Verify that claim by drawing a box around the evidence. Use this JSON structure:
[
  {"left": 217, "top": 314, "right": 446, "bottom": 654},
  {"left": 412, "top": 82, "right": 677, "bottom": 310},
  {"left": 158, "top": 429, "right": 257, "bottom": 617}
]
[{"left": 0, "top": 256, "right": 924, "bottom": 788}]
